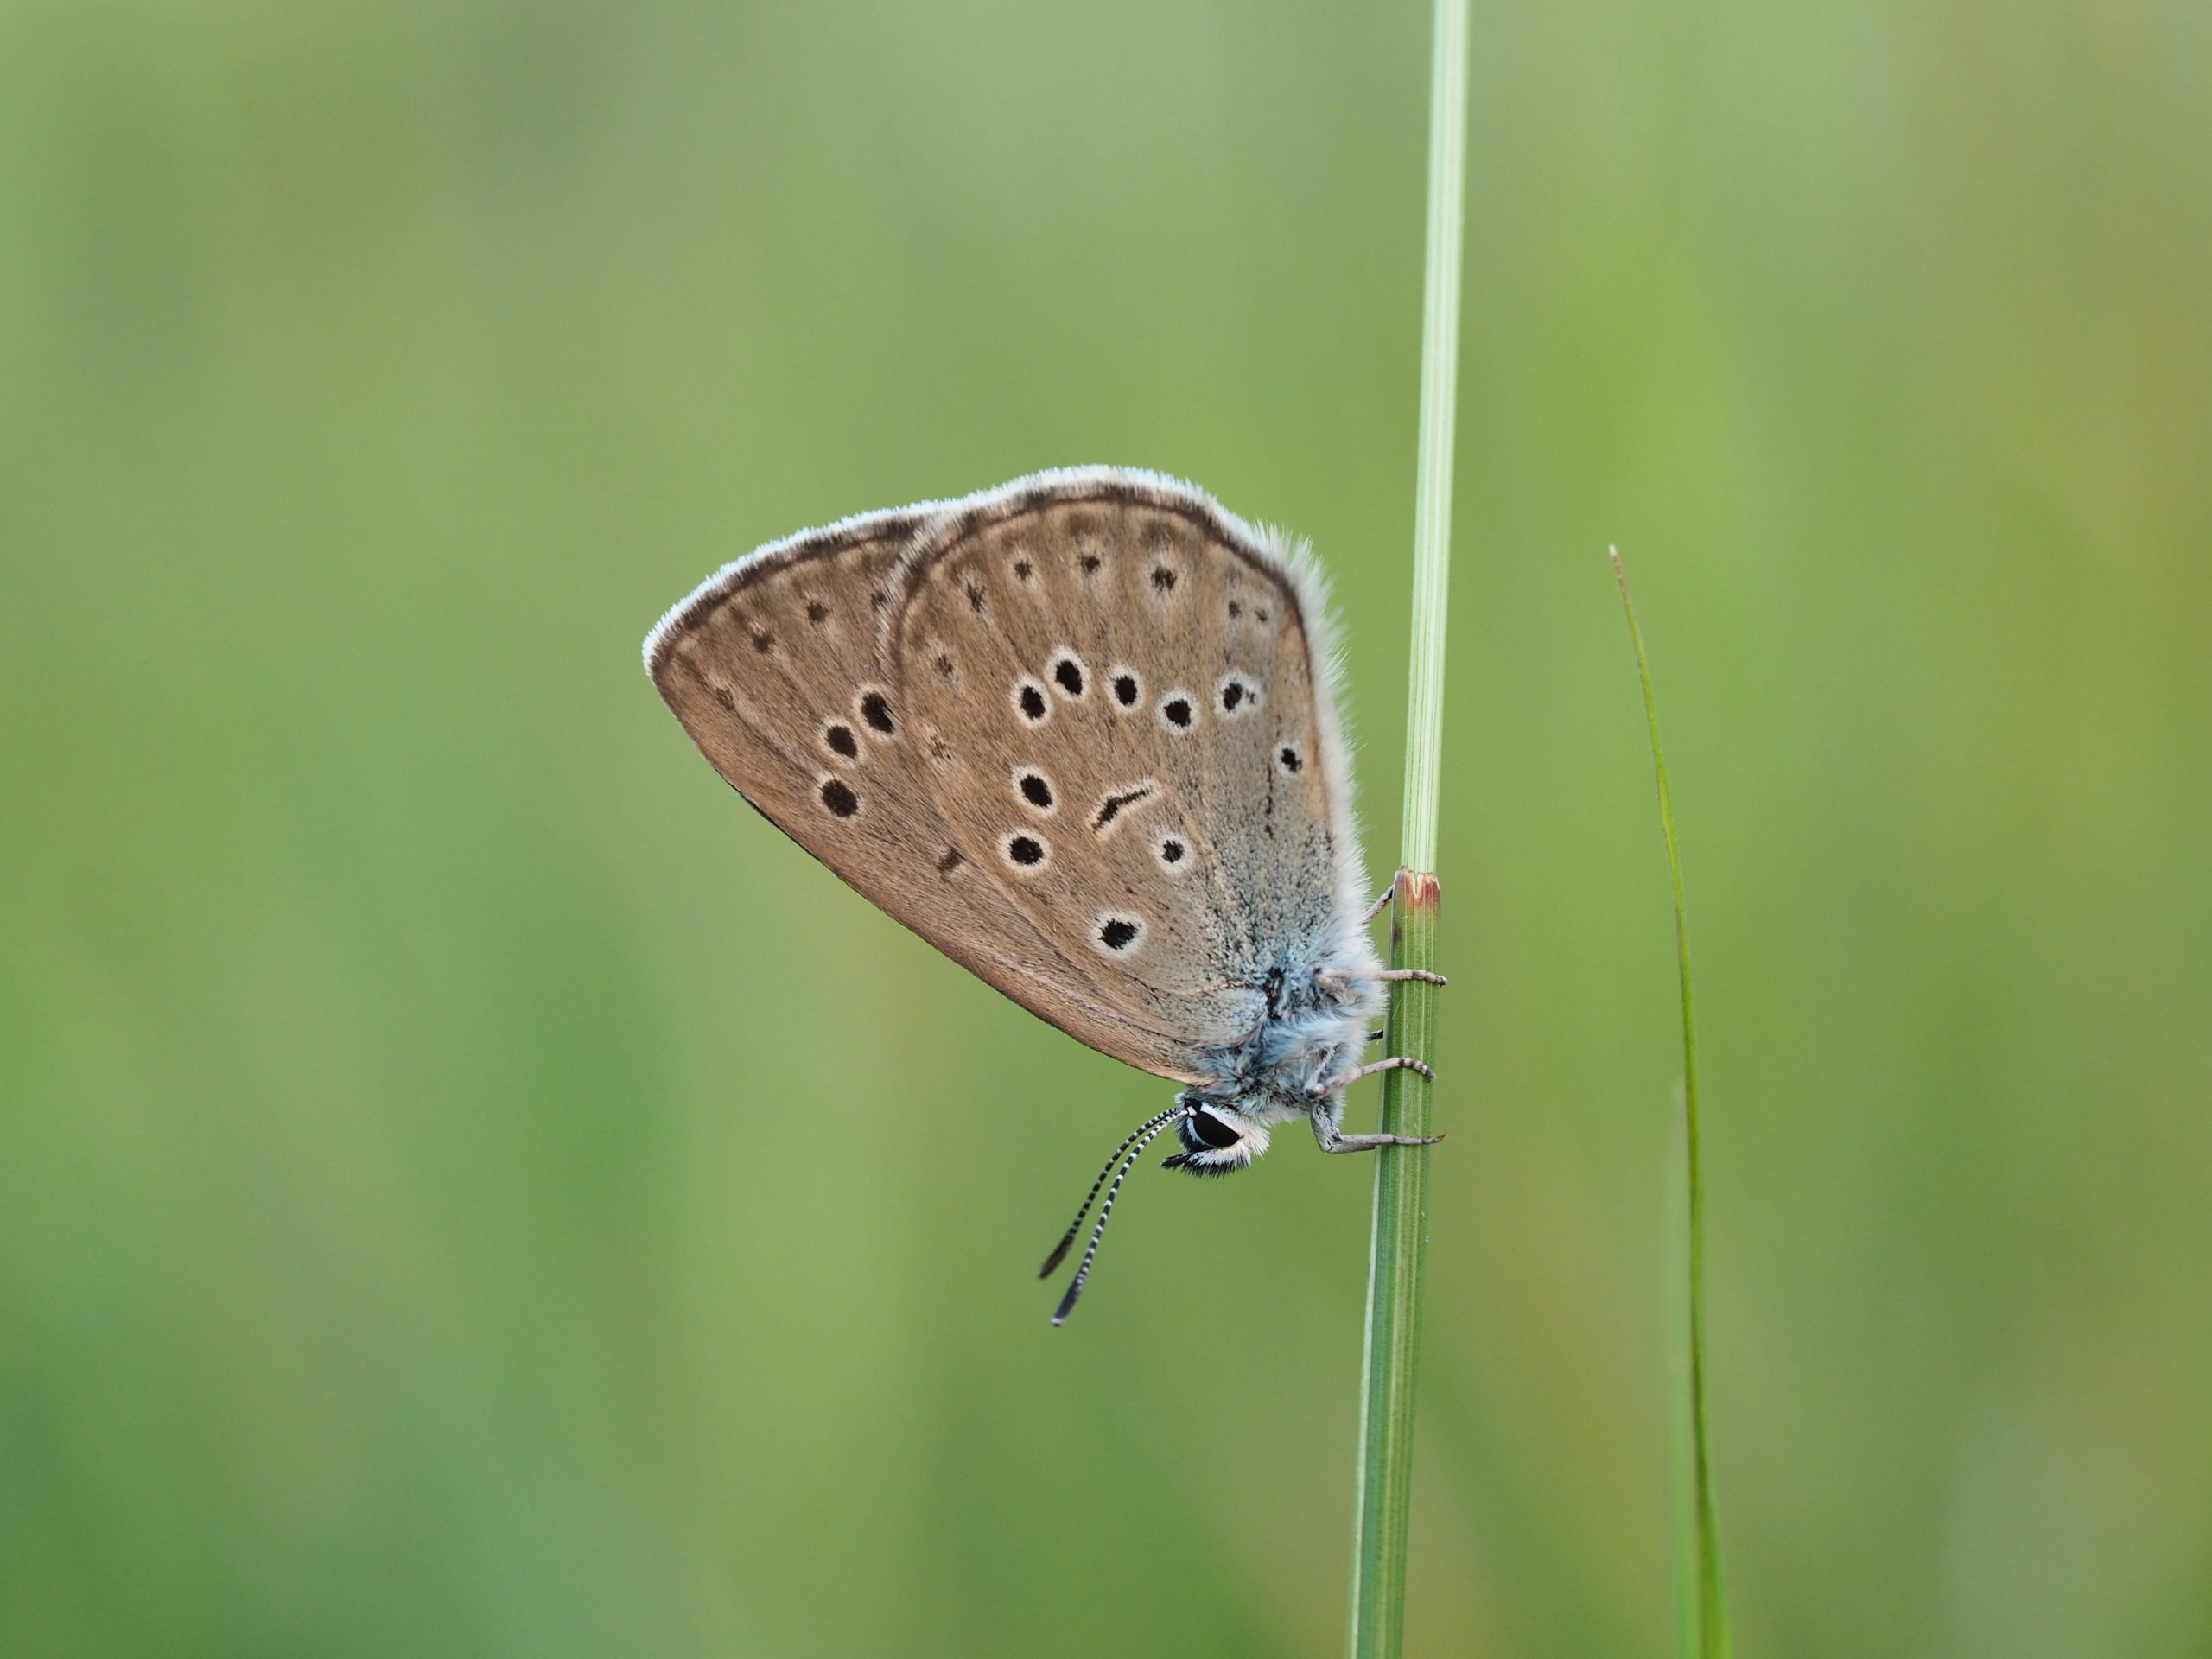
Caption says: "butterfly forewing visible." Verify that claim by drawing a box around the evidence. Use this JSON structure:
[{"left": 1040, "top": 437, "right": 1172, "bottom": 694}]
[
  {"left": 888, "top": 476, "right": 1349, "bottom": 1052},
  {"left": 645, "top": 505, "right": 1211, "bottom": 1083}
]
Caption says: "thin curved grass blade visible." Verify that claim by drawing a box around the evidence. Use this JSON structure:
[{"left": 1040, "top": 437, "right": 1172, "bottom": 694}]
[{"left": 1612, "top": 546, "right": 1732, "bottom": 1658}]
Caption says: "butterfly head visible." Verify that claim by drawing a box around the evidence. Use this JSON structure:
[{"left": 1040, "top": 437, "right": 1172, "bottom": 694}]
[{"left": 1160, "top": 1092, "right": 1270, "bottom": 1176}]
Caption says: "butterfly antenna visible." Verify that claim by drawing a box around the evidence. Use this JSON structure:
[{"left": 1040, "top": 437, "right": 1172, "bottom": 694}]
[
  {"left": 1050, "top": 1109, "right": 1192, "bottom": 1326},
  {"left": 1039, "top": 1106, "right": 1188, "bottom": 1277}
]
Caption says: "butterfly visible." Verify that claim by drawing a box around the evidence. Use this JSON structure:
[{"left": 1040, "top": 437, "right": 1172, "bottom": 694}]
[{"left": 644, "top": 468, "right": 1443, "bottom": 1321}]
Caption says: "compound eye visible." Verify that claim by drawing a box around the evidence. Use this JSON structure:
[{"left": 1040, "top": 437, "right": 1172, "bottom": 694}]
[{"left": 1188, "top": 1109, "right": 1243, "bottom": 1150}]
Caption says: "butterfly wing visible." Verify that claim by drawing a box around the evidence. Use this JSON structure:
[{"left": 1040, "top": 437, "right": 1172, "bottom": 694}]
[
  {"left": 645, "top": 503, "right": 1212, "bottom": 1083},
  {"left": 888, "top": 469, "right": 1370, "bottom": 1052}
]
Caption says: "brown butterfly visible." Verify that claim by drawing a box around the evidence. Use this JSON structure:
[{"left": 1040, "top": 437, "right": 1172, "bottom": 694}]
[{"left": 645, "top": 469, "right": 1442, "bottom": 1319}]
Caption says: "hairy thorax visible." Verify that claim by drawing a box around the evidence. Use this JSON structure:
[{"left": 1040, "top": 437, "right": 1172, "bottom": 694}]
[{"left": 1188, "top": 952, "right": 1387, "bottom": 1127}]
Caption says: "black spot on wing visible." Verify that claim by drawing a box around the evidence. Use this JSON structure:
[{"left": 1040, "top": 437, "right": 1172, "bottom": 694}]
[
  {"left": 1091, "top": 783, "right": 1155, "bottom": 833},
  {"left": 1097, "top": 917, "right": 1141, "bottom": 952}
]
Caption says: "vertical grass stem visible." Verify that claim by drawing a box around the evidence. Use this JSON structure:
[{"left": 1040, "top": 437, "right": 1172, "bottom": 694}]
[{"left": 1345, "top": 0, "right": 1468, "bottom": 1654}]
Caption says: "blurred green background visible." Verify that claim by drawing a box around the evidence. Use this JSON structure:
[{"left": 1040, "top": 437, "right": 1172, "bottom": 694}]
[{"left": 3, "top": 2, "right": 2208, "bottom": 1654}]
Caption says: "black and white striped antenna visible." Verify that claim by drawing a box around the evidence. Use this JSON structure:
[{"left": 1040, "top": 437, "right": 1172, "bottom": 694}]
[{"left": 1039, "top": 1106, "right": 1193, "bottom": 1325}]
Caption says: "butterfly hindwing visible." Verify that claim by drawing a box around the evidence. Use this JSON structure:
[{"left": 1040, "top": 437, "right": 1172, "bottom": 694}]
[{"left": 887, "top": 473, "right": 1357, "bottom": 1052}]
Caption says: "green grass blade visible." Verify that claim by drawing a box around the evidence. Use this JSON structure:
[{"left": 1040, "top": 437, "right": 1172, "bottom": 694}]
[
  {"left": 1611, "top": 547, "right": 1731, "bottom": 1658},
  {"left": 1344, "top": 1, "right": 1469, "bottom": 1655}
]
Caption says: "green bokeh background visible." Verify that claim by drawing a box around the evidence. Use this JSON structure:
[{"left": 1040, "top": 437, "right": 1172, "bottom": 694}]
[{"left": 4, "top": 3, "right": 2208, "bottom": 1655}]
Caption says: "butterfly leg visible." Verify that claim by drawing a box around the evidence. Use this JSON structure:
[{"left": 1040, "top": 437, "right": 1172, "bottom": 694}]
[
  {"left": 1307, "top": 1050, "right": 1444, "bottom": 1151},
  {"left": 1310, "top": 1110, "right": 1445, "bottom": 1154},
  {"left": 1359, "top": 874, "right": 1402, "bottom": 925},
  {"left": 1332, "top": 1055, "right": 1436, "bottom": 1089},
  {"left": 1376, "top": 968, "right": 1447, "bottom": 986},
  {"left": 1302, "top": 1043, "right": 1349, "bottom": 1096}
]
